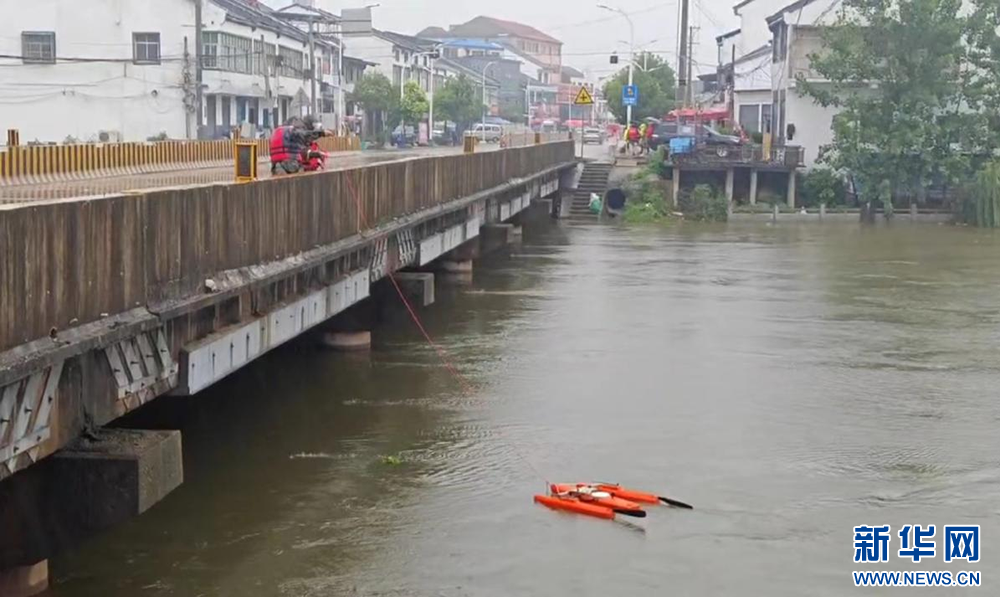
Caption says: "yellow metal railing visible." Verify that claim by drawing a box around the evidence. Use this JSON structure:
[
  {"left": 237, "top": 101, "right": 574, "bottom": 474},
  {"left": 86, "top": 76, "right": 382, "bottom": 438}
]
[{"left": 0, "top": 135, "right": 360, "bottom": 185}]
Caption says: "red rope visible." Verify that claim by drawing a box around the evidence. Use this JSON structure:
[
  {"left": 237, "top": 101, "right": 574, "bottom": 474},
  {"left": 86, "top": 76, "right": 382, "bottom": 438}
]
[{"left": 341, "top": 169, "right": 549, "bottom": 487}]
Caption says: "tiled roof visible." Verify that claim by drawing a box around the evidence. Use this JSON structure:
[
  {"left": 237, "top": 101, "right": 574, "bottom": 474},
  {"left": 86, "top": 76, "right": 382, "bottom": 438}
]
[{"left": 446, "top": 16, "right": 561, "bottom": 45}]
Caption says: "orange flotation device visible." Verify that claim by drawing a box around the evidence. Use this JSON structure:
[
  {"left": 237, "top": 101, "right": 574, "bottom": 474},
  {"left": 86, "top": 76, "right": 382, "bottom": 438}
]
[
  {"left": 550, "top": 484, "right": 644, "bottom": 514},
  {"left": 534, "top": 482, "right": 693, "bottom": 520},
  {"left": 534, "top": 494, "right": 616, "bottom": 519}
]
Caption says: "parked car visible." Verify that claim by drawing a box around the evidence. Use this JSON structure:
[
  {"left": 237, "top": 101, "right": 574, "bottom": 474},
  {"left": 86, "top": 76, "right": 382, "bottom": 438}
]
[
  {"left": 703, "top": 125, "right": 742, "bottom": 146},
  {"left": 471, "top": 123, "right": 503, "bottom": 143},
  {"left": 391, "top": 125, "right": 416, "bottom": 146},
  {"left": 582, "top": 127, "right": 604, "bottom": 145}
]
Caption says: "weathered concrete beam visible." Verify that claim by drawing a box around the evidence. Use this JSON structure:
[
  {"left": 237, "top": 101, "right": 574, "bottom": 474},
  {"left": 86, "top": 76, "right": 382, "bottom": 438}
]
[
  {"left": 392, "top": 273, "right": 435, "bottom": 308},
  {"left": 0, "top": 429, "right": 182, "bottom": 569}
]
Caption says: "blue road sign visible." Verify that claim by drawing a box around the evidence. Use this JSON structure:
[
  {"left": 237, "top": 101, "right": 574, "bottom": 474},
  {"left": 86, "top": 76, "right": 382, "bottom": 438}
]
[{"left": 622, "top": 85, "right": 638, "bottom": 106}]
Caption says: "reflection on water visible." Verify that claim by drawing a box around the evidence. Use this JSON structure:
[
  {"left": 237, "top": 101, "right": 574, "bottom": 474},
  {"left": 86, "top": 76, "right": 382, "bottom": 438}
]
[{"left": 53, "top": 220, "right": 1000, "bottom": 596}]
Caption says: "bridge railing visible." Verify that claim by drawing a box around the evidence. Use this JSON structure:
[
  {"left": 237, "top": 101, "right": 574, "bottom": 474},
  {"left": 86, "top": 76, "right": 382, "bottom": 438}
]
[
  {"left": 0, "top": 136, "right": 361, "bottom": 186},
  {"left": 0, "top": 140, "right": 575, "bottom": 353}
]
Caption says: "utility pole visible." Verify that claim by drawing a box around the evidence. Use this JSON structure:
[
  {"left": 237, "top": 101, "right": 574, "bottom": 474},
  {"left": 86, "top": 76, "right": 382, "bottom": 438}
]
[
  {"left": 687, "top": 26, "right": 696, "bottom": 107},
  {"left": 194, "top": 0, "right": 203, "bottom": 138},
  {"left": 337, "top": 24, "right": 345, "bottom": 133},
  {"left": 677, "top": 0, "right": 689, "bottom": 108},
  {"left": 308, "top": 19, "right": 317, "bottom": 115}
]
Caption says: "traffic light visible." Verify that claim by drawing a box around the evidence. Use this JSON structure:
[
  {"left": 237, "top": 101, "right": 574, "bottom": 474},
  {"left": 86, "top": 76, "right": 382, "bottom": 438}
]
[{"left": 610, "top": 53, "right": 619, "bottom": 64}]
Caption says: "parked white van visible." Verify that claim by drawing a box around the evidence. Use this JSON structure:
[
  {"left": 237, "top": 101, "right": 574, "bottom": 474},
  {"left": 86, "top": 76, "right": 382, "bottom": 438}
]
[{"left": 471, "top": 123, "right": 503, "bottom": 143}]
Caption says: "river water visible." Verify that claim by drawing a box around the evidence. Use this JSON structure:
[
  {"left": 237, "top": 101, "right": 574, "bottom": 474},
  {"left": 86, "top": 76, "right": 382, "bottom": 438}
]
[{"left": 52, "top": 217, "right": 1000, "bottom": 596}]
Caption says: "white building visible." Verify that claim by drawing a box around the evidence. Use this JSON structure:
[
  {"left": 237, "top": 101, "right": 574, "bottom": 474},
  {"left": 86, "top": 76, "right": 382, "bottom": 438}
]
[
  {"left": 0, "top": 0, "right": 357, "bottom": 143},
  {"left": 718, "top": 0, "right": 841, "bottom": 167},
  {"left": 767, "top": 0, "right": 842, "bottom": 167},
  {"left": 0, "top": 0, "right": 195, "bottom": 143}
]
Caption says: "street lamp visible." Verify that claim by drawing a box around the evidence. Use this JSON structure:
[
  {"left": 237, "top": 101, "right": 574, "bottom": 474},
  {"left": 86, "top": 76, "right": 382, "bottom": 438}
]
[
  {"left": 618, "top": 37, "right": 659, "bottom": 71},
  {"left": 426, "top": 43, "right": 443, "bottom": 145},
  {"left": 481, "top": 60, "right": 499, "bottom": 140},
  {"left": 599, "top": 4, "right": 634, "bottom": 125}
]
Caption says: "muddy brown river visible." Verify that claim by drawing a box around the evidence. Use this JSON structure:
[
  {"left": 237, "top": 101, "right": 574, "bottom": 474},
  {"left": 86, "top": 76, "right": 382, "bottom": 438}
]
[{"left": 52, "top": 217, "right": 1000, "bottom": 596}]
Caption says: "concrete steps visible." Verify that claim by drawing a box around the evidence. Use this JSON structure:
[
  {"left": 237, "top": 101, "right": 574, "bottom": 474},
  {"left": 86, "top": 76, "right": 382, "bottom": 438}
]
[{"left": 570, "top": 162, "right": 614, "bottom": 218}]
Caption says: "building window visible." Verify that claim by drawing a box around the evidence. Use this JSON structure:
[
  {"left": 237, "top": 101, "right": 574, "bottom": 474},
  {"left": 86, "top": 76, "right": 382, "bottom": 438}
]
[
  {"left": 278, "top": 45, "right": 304, "bottom": 78},
  {"left": 203, "top": 32, "right": 219, "bottom": 69},
  {"left": 21, "top": 32, "right": 55, "bottom": 64},
  {"left": 133, "top": 32, "right": 161, "bottom": 64},
  {"left": 739, "top": 104, "right": 761, "bottom": 133}
]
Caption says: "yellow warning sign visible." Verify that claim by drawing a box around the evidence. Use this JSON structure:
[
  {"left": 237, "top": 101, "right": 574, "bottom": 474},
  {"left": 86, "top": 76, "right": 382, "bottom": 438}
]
[{"left": 573, "top": 86, "right": 595, "bottom": 106}]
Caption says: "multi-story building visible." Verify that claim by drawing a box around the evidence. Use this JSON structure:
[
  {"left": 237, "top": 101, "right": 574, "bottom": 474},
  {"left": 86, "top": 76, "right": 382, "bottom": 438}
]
[
  {"left": 348, "top": 29, "right": 499, "bottom": 114},
  {"left": 418, "top": 16, "right": 563, "bottom": 85},
  {"left": 718, "top": 0, "right": 842, "bottom": 167},
  {"left": 0, "top": 0, "right": 364, "bottom": 143}
]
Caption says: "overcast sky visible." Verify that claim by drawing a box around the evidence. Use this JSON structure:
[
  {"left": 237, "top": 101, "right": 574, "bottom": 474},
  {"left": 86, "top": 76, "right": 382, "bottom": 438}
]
[{"left": 275, "top": 1, "right": 738, "bottom": 82}]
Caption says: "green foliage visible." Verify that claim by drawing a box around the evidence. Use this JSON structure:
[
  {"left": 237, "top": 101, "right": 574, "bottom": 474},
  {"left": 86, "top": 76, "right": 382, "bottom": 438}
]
[
  {"left": 751, "top": 132, "right": 764, "bottom": 144},
  {"left": 602, "top": 52, "right": 676, "bottom": 124},
  {"left": 351, "top": 72, "right": 399, "bottom": 135},
  {"left": 798, "top": 0, "right": 990, "bottom": 210},
  {"left": 622, "top": 172, "right": 673, "bottom": 224},
  {"left": 644, "top": 147, "right": 669, "bottom": 178},
  {"left": 964, "top": 0, "right": 1000, "bottom": 153},
  {"left": 967, "top": 160, "right": 1000, "bottom": 227},
  {"left": 379, "top": 454, "right": 404, "bottom": 466},
  {"left": 399, "top": 81, "right": 428, "bottom": 128},
  {"left": 435, "top": 75, "right": 480, "bottom": 133},
  {"left": 800, "top": 168, "right": 846, "bottom": 207},
  {"left": 679, "top": 184, "right": 729, "bottom": 222},
  {"left": 351, "top": 72, "right": 398, "bottom": 114}
]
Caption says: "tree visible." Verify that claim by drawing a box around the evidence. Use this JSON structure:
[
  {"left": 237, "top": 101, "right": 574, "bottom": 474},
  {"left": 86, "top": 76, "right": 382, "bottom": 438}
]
[
  {"left": 398, "top": 81, "right": 429, "bottom": 130},
  {"left": 435, "top": 75, "right": 481, "bottom": 134},
  {"left": 602, "top": 52, "right": 676, "bottom": 124},
  {"left": 350, "top": 72, "right": 398, "bottom": 137},
  {"left": 963, "top": 0, "right": 1000, "bottom": 152},
  {"left": 797, "top": 0, "right": 980, "bottom": 212}
]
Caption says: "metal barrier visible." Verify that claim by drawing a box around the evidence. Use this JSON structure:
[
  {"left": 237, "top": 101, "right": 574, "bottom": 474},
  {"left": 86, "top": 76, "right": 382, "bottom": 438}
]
[{"left": 0, "top": 136, "right": 361, "bottom": 186}]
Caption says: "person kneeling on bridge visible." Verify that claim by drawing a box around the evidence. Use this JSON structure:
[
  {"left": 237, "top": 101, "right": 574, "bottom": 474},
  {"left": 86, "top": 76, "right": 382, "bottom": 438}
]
[{"left": 270, "top": 115, "right": 332, "bottom": 175}]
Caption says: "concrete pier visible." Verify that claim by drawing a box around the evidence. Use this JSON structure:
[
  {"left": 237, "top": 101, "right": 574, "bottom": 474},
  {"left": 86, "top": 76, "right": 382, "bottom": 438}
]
[
  {"left": 481, "top": 224, "right": 514, "bottom": 255},
  {"left": 392, "top": 273, "right": 435, "bottom": 307},
  {"left": 0, "top": 561, "right": 48, "bottom": 597},
  {"left": 0, "top": 430, "right": 182, "bottom": 579},
  {"left": 321, "top": 331, "right": 373, "bottom": 351}
]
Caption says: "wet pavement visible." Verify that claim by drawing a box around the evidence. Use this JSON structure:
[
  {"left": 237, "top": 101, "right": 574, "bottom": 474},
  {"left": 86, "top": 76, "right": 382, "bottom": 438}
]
[{"left": 49, "top": 216, "right": 1000, "bottom": 596}]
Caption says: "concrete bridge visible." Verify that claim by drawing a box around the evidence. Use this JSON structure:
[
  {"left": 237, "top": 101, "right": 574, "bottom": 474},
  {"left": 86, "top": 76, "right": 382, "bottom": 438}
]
[{"left": 0, "top": 140, "right": 577, "bottom": 596}]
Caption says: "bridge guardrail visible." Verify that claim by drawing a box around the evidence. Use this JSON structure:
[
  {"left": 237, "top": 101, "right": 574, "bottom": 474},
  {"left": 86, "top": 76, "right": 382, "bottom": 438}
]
[
  {"left": 0, "top": 140, "right": 575, "bottom": 355},
  {"left": 0, "top": 136, "right": 361, "bottom": 186}
]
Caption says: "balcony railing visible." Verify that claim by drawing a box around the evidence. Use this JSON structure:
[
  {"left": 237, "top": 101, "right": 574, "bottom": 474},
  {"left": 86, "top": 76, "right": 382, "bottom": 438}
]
[{"left": 670, "top": 144, "right": 805, "bottom": 169}]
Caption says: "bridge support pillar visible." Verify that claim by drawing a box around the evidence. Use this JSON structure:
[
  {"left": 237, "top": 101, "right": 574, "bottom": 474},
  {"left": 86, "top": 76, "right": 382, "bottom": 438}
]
[
  {"left": 672, "top": 167, "right": 681, "bottom": 207},
  {"left": 787, "top": 170, "right": 797, "bottom": 208},
  {"left": 437, "top": 259, "right": 474, "bottom": 281},
  {"left": 480, "top": 224, "right": 513, "bottom": 255},
  {"left": 0, "top": 561, "right": 48, "bottom": 597},
  {"left": 0, "top": 430, "right": 182, "bottom": 578},
  {"left": 392, "top": 272, "right": 435, "bottom": 307},
  {"left": 321, "top": 331, "right": 372, "bottom": 351},
  {"left": 725, "top": 168, "right": 735, "bottom": 213}
]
